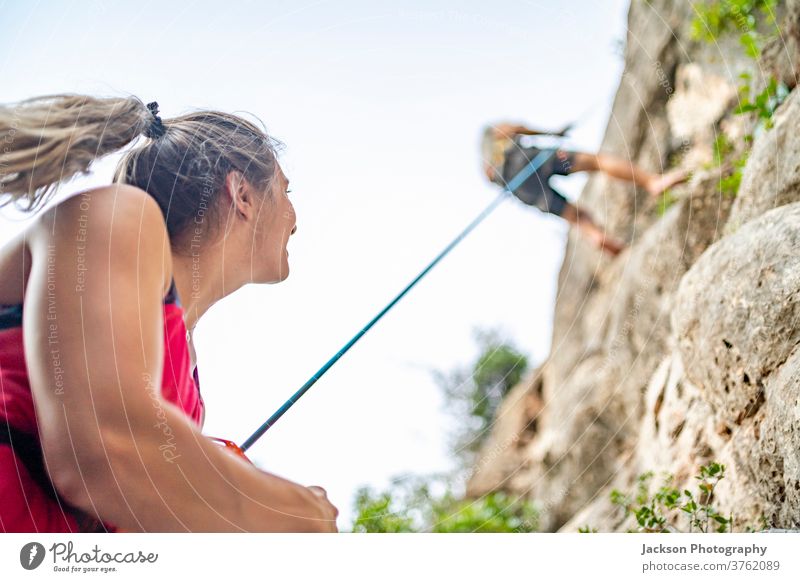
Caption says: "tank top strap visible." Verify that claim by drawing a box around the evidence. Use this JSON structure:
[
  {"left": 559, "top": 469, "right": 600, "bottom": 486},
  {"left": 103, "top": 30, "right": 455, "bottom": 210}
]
[
  {"left": 2, "top": 279, "right": 179, "bottom": 326},
  {"left": 2, "top": 275, "right": 181, "bottom": 316},
  {"left": 0, "top": 303, "right": 23, "bottom": 330},
  {"left": 163, "top": 277, "right": 182, "bottom": 307}
]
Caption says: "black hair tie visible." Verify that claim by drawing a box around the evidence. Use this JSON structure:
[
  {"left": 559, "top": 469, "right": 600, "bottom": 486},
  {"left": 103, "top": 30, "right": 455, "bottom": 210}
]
[{"left": 144, "top": 101, "right": 167, "bottom": 139}]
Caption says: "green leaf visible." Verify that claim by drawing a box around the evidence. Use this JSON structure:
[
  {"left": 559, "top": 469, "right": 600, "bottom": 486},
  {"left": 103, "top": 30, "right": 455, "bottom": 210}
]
[
  {"left": 734, "top": 103, "right": 756, "bottom": 115},
  {"left": 713, "top": 514, "right": 729, "bottom": 524},
  {"left": 740, "top": 32, "right": 760, "bottom": 58}
]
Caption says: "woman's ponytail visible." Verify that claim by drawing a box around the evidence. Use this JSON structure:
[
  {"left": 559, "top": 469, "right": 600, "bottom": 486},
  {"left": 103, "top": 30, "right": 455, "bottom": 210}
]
[
  {"left": 1, "top": 92, "right": 282, "bottom": 252},
  {"left": 0, "top": 94, "right": 152, "bottom": 211}
]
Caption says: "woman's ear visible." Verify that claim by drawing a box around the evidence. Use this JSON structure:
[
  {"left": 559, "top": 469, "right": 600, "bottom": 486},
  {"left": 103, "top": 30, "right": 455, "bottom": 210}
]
[{"left": 224, "top": 170, "right": 251, "bottom": 220}]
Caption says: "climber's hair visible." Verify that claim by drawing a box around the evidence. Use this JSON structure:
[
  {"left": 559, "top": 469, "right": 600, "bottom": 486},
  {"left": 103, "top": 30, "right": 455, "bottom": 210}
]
[
  {"left": 480, "top": 126, "right": 497, "bottom": 169},
  {"left": 481, "top": 124, "right": 509, "bottom": 185},
  {"left": 0, "top": 93, "right": 283, "bottom": 253}
]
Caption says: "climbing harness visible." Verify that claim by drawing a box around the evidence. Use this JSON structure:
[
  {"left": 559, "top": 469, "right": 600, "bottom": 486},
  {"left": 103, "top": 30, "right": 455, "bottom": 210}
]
[{"left": 210, "top": 147, "right": 558, "bottom": 458}]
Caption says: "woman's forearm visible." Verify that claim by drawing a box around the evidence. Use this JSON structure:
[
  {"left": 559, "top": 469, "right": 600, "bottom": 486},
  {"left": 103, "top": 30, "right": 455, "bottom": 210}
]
[{"left": 49, "top": 401, "right": 336, "bottom": 532}]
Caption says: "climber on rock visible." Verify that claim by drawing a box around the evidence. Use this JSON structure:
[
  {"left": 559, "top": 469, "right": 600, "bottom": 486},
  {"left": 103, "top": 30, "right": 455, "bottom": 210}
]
[{"left": 480, "top": 121, "right": 689, "bottom": 256}]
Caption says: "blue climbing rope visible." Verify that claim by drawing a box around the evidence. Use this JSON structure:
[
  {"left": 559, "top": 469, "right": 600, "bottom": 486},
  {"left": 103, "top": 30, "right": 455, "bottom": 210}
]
[{"left": 240, "top": 148, "right": 557, "bottom": 451}]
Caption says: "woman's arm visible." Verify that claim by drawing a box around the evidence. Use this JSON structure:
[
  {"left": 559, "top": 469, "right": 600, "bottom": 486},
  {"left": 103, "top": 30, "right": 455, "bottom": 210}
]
[{"left": 24, "top": 185, "right": 337, "bottom": 532}]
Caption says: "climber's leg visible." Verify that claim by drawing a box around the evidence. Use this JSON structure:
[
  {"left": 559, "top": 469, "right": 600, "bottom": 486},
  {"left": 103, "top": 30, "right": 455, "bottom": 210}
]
[
  {"left": 644, "top": 167, "right": 691, "bottom": 197},
  {"left": 560, "top": 202, "right": 625, "bottom": 256},
  {"left": 568, "top": 152, "right": 688, "bottom": 197}
]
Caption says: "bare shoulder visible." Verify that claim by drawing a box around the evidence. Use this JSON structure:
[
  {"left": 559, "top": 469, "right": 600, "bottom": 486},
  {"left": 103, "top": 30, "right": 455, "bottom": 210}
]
[
  {"left": 30, "top": 184, "right": 172, "bottom": 295},
  {"left": 41, "top": 184, "right": 165, "bottom": 233}
]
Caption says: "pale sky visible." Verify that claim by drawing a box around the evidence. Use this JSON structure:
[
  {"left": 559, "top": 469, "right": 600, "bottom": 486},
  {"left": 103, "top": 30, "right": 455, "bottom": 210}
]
[{"left": 0, "top": 0, "right": 629, "bottom": 524}]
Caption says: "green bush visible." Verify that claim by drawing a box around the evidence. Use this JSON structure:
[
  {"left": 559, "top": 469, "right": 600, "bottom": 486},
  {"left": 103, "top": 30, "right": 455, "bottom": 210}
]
[
  {"left": 719, "top": 151, "right": 748, "bottom": 198},
  {"left": 351, "top": 329, "right": 535, "bottom": 534},
  {"left": 690, "top": 2, "right": 786, "bottom": 205},
  {"left": 350, "top": 475, "right": 538, "bottom": 533},
  {"left": 350, "top": 487, "right": 416, "bottom": 533},
  {"left": 735, "top": 74, "right": 790, "bottom": 129},
  {"left": 429, "top": 490, "right": 538, "bottom": 533},
  {"left": 711, "top": 133, "right": 734, "bottom": 166},
  {"left": 705, "top": 133, "right": 749, "bottom": 198},
  {"left": 691, "top": 0, "right": 779, "bottom": 57},
  {"left": 432, "top": 328, "right": 529, "bottom": 465}
]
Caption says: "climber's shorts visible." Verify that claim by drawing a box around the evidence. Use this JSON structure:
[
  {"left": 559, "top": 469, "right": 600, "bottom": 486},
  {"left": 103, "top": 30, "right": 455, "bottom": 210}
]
[{"left": 500, "top": 146, "right": 575, "bottom": 217}]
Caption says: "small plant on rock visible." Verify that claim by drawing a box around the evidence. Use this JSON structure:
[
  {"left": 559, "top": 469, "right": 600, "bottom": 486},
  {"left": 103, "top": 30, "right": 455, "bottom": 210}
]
[{"left": 609, "top": 462, "right": 733, "bottom": 533}]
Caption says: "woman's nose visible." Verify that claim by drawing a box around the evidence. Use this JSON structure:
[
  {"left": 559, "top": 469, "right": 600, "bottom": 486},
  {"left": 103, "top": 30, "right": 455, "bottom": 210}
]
[{"left": 291, "top": 224, "right": 297, "bottom": 235}]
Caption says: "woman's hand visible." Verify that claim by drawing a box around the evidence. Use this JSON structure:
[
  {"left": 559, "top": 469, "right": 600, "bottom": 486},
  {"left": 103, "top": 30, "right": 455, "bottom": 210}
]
[
  {"left": 554, "top": 123, "right": 574, "bottom": 137},
  {"left": 307, "top": 486, "right": 339, "bottom": 532}
]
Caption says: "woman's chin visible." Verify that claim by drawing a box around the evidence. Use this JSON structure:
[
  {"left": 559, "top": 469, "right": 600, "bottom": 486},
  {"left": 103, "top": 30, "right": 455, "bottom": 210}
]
[
  {"left": 256, "top": 262, "right": 290, "bottom": 284},
  {"left": 273, "top": 259, "right": 291, "bottom": 283}
]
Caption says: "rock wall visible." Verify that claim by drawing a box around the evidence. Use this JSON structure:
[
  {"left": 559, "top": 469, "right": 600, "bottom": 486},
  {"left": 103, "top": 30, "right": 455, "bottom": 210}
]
[{"left": 467, "top": 0, "right": 800, "bottom": 531}]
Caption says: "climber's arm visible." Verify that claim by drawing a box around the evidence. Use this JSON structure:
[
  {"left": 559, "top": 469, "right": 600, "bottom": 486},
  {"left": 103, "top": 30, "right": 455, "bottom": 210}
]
[{"left": 493, "top": 122, "right": 570, "bottom": 139}]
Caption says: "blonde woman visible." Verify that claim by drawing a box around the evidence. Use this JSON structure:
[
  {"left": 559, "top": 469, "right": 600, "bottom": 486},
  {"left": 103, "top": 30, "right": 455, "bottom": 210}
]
[{"left": 0, "top": 94, "right": 338, "bottom": 532}]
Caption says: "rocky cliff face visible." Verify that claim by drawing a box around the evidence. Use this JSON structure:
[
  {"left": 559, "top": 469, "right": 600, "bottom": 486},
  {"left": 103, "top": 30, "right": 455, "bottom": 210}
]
[{"left": 467, "top": 0, "right": 800, "bottom": 531}]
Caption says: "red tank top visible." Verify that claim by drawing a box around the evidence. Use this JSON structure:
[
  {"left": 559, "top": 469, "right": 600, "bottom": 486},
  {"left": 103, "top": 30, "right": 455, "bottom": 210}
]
[{"left": 0, "top": 278, "right": 204, "bottom": 532}]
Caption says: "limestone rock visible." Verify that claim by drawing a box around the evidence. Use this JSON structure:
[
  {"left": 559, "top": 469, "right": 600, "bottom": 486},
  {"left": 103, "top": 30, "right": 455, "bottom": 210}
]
[
  {"left": 761, "top": 0, "right": 800, "bottom": 89},
  {"left": 674, "top": 203, "right": 800, "bottom": 426},
  {"left": 466, "top": 0, "right": 800, "bottom": 532},
  {"left": 727, "top": 89, "right": 800, "bottom": 231},
  {"left": 667, "top": 63, "right": 737, "bottom": 143}
]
